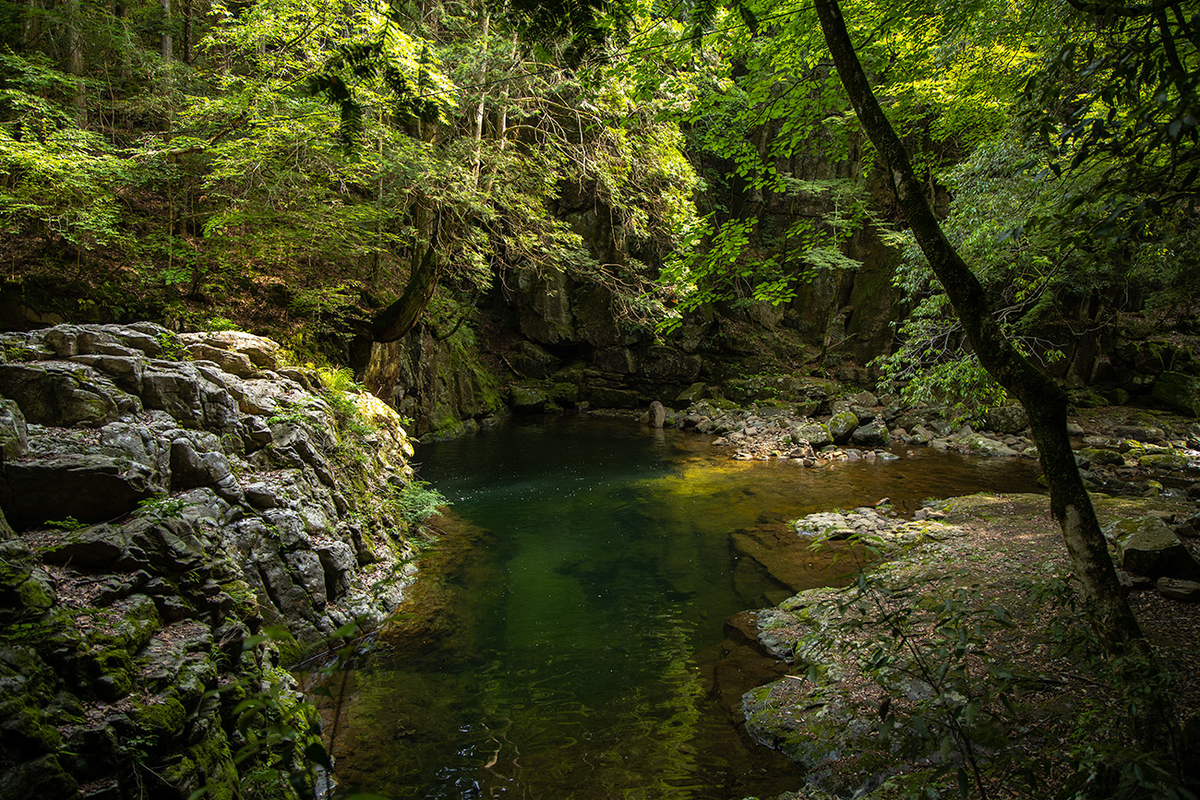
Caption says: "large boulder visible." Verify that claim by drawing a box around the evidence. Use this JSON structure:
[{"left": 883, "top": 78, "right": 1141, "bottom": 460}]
[
  {"left": 177, "top": 330, "right": 280, "bottom": 371},
  {"left": 0, "top": 454, "right": 160, "bottom": 529},
  {"left": 791, "top": 422, "right": 833, "bottom": 449},
  {"left": 40, "top": 324, "right": 158, "bottom": 359},
  {"left": 1113, "top": 424, "right": 1165, "bottom": 443},
  {"left": 1077, "top": 447, "right": 1125, "bottom": 467},
  {"left": 0, "top": 363, "right": 132, "bottom": 427},
  {"left": 182, "top": 344, "right": 256, "bottom": 378},
  {"left": 983, "top": 405, "right": 1029, "bottom": 434},
  {"left": 515, "top": 268, "right": 575, "bottom": 344},
  {"left": 1104, "top": 515, "right": 1200, "bottom": 580},
  {"left": 640, "top": 346, "right": 702, "bottom": 384},
  {"left": 850, "top": 419, "right": 890, "bottom": 447},
  {"left": 0, "top": 398, "right": 28, "bottom": 458},
  {"left": 827, "top": 410, "right": 858, "bottom": 445},
  {"left": 511, "top": 341, "right": 562, "bottom": 379},
  {"left": 141, "top": 362, "right": 239, "bottom": 432},
  {"left": 510, "top": 385, "right": 548, "bottom": 413},
  {"left": 958, "top": 433, "right": 1020, "bottom": 457},
  {"left": 648, "top": 401, "right": 667, "bottom": 428},
  {"left": 1151, "top": 371, "right": 1200, "bottom": 417}
]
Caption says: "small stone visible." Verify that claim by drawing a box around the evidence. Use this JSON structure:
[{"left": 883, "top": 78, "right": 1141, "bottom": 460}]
[
  {"left": 1156, "top": 577, "right": 1200, "bottom": 601},
  {"left": 1117, "top": 570, "right": 1154, "bottom": 591}
]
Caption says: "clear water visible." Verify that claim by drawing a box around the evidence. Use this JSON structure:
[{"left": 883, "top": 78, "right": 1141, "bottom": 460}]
[{"left": 321, "top": 416, "right": 1042, "bottom": 799}]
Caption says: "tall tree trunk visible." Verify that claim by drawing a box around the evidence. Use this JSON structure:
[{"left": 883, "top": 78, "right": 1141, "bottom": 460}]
[
  {"left": 485, "top": 32, "right": 517, "bottom": 195},
  {"left": 181, "top": 0, "right": 192, "bottom": 64},
  {"left": 64, "top": 0, "right": 85, "bottom": 117},
  {"left": 161, "top": 0, "right": 173, "bottom": 61},
  {"left": 496, "top": 32, "right": 517, "bottom": 151},
  {"left": 24, "top": 0, "right": 40, "bottom": 50},
  {"left": 471, "top": 10, "right": 491, "bottom": 185},
  {"left": 115, "top": 0, "right": 133, "bottom": 78},
  {"left": 813, "top": 0, "right": 1147, "bottom": 658}
]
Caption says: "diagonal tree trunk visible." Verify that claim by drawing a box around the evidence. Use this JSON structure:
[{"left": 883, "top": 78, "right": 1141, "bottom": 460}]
[
  {"left": 366, "top": 204, "right": 442, "bottom": 343},
  {"left": 813, "top": 0, "right": 1147, "bottom": 658}
]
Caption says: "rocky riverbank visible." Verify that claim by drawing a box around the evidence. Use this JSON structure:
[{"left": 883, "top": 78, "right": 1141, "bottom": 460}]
[
  {"left": 733, "top": 492, "right": 1200, "bottom": 799},
  {"left": 644, "top": 391, "right": 1200, "bottom": 497},
  {"left": 683, "top": 394, "right": 1200, "bottom": 799},
  {"left": 0, "top": 324, "right": 425, "bottom": 798},
  {"left": 623, "top": 384, "right": 1200, "bottom": 796}
]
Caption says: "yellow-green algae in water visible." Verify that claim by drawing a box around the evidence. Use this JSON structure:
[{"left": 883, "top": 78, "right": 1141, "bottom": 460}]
[{"left": 323, "top": 416, "right": 1042, "bottom": 799}]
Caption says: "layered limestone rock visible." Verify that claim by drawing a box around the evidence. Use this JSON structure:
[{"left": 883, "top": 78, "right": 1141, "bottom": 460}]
[{"left": 0, "top": 323, "right": 424, "bottom": 799}]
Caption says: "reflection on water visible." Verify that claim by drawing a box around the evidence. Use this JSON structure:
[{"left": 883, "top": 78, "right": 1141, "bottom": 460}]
[{"left": 322, "top": 416, "right": 1042, "bottom": 799}]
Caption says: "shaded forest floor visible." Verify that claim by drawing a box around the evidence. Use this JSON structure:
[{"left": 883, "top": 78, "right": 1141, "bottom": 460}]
[{"left": 744, "top": 491, "right": 1200, "bottom": 799}]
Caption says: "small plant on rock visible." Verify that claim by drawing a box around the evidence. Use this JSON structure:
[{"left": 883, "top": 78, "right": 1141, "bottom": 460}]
[
  {"left": 45, "top": 516, "right": 85, "bottom": 531},
  {"left": 390, "top": 480, "right": 448, "bottom": 526},
  {"left": 135, "top": 494, "right": 192, "bottom": 523}
]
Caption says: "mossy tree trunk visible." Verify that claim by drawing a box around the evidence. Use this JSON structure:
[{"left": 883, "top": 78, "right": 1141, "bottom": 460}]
[{"left": 813, "top": 0, "right": 1147, "bottom": 658}]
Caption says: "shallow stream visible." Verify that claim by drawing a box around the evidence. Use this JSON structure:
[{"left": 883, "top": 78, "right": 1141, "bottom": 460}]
[{"left": 320, "top": 416, "right": 1042, "bottom": 799}]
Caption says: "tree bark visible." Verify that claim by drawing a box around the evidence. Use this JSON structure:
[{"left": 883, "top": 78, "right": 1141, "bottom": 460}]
[
  {"left": 471, "top": 10, "right": 491, "bottom": 185},
  {"left": 161, "top": 0, "right": 173, "bottom": 61},
  {"left": 64, "top": 0, "right": 85, "bottom": 117},
  {"left": 182, "top": 0, "right": 193, "bottom": 64},
  {"left": 813, "top": 0, "right": 1147, "bottom": 657},
  {"left": 24, "top": 0, "right": 40, "bottom": 50},
  {"left": 114, "top": 0, "right": 133, "bottom": 78},
  {"left": 367, "top": 205, "right": 442, "bottom": 343}
]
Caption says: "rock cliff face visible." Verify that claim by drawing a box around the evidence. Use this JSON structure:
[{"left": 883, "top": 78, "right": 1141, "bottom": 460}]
[{"left": 0, "top": 324, "right": 423, "bottom": 798}]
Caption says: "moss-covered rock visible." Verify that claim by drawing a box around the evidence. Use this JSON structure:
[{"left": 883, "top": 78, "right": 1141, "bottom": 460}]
[
  {"left": 1103, "top": 515, "right": 1200, "bottom": 580},
  {"left": 827, "top": 410, "right": 858, "bottom": 445},
  {"left": 1138, "top": 451, "right": 1192, "bottom": 471},
  {"left": 0, "top": 323, "right": 424, "bottom": 800},
  {"left": 1078, "top": 446, "right": 1125, "bottom": 467},
  {"left": 132, "top": 695, "right": 188, "bottom": 738},
  {"left": 1151, "top": 370, "right": 1200, "bottom": 417}
]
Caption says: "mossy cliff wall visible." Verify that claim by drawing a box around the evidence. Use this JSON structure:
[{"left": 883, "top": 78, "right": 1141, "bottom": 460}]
[{"left": 0, "top": 324, "right": 423, "bottom": 799}]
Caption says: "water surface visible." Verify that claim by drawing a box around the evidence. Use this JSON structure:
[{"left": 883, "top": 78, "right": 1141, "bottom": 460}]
[{"left": 323, "top": 416, "right": 1042, "bottom": 799}]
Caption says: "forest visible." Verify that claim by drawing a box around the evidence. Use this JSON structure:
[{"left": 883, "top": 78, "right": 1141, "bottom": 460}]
[
  {"left": 3, "top": 0, "right": 1196, "bottom": 360},
  {"left": 1, "top": 0, "right": 1199, "bottom": 796}
]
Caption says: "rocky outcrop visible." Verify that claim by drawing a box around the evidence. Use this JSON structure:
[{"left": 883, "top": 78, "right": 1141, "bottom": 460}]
[
  {"left": 0, "top": 324, "right": 425, "bottom": 799},
  {"left": 363, "top": 324, "right": 506, "bottom": 439}
]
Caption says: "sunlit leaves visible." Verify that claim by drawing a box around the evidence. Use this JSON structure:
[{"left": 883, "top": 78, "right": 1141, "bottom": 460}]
[{"left": 0, "top": 54, "right": 125, "bottom": 249}]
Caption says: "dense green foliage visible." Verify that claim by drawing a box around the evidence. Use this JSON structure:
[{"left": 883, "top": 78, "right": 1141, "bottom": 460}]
[
  {"left": 0, "top": 0, "right": 699, "bottom": 354},
  {"left": 0, "top": 0, "right": 1195, "bottom": 374}
]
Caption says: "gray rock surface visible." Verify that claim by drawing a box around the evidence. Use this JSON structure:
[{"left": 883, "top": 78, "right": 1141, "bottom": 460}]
[
  {"left": 0, "top": 323, "right": 424, "bottom": 800},
  {"left": 1104, "top": 515, "right": 1200, "bottom": 580},
  {"left": 827, "top": 410, "right": 858, "bottom": 445}
]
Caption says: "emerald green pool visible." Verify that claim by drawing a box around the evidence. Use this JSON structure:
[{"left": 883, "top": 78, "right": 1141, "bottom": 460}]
[{"left": 322, "top": 416, "right": 1042, "bottom": 799}]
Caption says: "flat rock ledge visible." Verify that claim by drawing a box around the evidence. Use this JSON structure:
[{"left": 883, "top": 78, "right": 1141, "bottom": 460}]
[
  {"left": 0, "top": 323, "right": 424, "bottom": 799},
  {"left": 742, "top": 492, "right": 1200, "bottom": 799}
]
